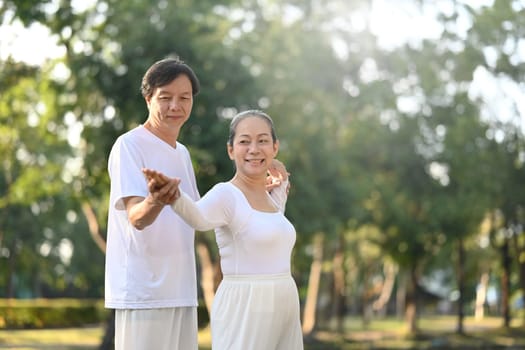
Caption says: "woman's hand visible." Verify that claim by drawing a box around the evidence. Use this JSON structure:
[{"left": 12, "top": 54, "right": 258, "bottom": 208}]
[
  {"left": 142, "top": 168, "right": 181, "bottom": 205},
  {"left": 266, "top": 159, "right": 290, "bottom": 193}
]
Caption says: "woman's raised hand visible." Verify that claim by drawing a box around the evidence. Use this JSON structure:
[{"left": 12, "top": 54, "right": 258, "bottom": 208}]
[{"left": 266, "top": 159, "right": 290, "bottom": 193}]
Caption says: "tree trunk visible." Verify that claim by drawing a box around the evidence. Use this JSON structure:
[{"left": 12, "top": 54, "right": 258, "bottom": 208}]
[
  {"left": 362, "top": 266, "right": 372, "bottom": 328},
  {"left": 302, "top": 233, "right": 324, "bottom": 337},
  {"left": 474, "top": 272, "right": 489, "bottom": 320},
  {"left": 81, "top": 200, "right": 112, "bottom": 349},
  {"left": 510, "top": 223, "right": 525, "bottom": 324},
  {"left": 195, "top": 235, "right": 219, "bottom": 317},
  {"left": 456, "top": 238, "right": 465, "bottom": 334},
  {"left": 81, "top": 201, "right": 106, "bottom": 253},
  {"left": 405, "top": 266, "right": 419, "bottom": 333},
  {"left": 331, "top": 234, "right": 345, "bottom": 333},
  {"left": 501, "top": 237, "right": 511, "bottom": 328},
  {"left": 6, "top": 245, "right": 16, "bottom": 298},
  {"left": 373, "top": 261, "right": 397, "bottom": 316},
  {"left": 396, "top": 271, "right": 406, "bottom": 319},
  {"left": 98, "top": 310, "right": 115, "bottom": 350}
]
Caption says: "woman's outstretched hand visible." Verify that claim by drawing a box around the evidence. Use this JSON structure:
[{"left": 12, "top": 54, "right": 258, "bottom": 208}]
[{"left": 142, "top": 168, "right": 181, "bottom": 205}]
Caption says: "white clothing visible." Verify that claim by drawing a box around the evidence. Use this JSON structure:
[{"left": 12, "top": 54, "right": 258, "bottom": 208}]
[
  {"left": 171, "top": 180, "right": 304, "bottom": 349},
  {"left": 105, "top": 125, "right": 200, "bottom": 309},
  {"left": 212, "top": 274, "right": 303, "bottom": 350},
  {"left": 172, "top": 181, "right": 295, "bottom": 275},
  {"left": 115, "top": 307, "right": 198, "bottom": 350}
]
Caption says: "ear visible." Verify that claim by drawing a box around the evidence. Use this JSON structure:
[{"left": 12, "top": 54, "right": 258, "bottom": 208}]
[
  {"left": 273, "top": 139, "right": 279, "bottom": 157},
  {"left": 227, "top": 143, "right": 234, "bottom": 160},
  {"left": 145, "top": 96, "right": 152, "bottom": 109}
]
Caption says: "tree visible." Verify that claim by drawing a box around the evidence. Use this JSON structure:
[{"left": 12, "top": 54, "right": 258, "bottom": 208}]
[{"left": 0, "top": 57, "right": 105, "bottom": 297}]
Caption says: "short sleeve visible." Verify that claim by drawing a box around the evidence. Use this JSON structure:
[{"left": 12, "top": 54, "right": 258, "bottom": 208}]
[{"left": 108, "top": 136, "right": 148, "bottom": 210}]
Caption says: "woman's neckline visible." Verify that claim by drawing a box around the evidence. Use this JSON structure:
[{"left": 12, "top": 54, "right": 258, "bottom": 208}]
[{"left": 227, "top": 182, "right": 279, "bottom": 214}]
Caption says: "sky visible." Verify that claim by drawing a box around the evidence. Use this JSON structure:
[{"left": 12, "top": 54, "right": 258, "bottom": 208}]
[
  {"left": 368, "top": 0, "right": 497, "bottom": 48},
  {"left": 0, "top": 20, "right": 65, "bottom": 66}
]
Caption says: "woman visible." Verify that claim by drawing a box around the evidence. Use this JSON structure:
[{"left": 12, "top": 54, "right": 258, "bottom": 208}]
[{"left": 143, "top": 110, "right": 303, "bottom": 350}]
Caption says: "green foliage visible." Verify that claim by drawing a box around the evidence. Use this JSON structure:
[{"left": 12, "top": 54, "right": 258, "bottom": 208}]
[
  {"left": 0, "top": 298, "right": 108, "bottom": 329},
  {"left": 0, "top": 57, "right": 88, "bottom": 298}
]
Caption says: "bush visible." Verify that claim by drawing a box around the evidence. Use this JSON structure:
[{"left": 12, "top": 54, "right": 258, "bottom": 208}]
[
  {"left": 0, "top": 298, "right": 211, "bottom": 330},
  {"left": 0, "top": 298, "right": 109, "bottom": 329}
]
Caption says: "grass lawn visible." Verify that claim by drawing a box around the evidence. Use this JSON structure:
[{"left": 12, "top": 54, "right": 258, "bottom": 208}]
[{"left": 1, "top": 316, "right": 524, "bottom": 349}]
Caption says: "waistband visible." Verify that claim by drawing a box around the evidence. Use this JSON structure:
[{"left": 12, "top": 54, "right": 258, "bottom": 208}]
[{"left": 222, "top": 273, "right": 291, "bottom": 281}]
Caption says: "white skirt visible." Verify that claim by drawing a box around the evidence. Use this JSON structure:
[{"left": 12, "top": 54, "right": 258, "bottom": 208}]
[
  {"left": 114, "top": 307, "right": 198, "bottom": 350},
  {"left": 211, "top": 273, "right": 304, "bottom": 350}
]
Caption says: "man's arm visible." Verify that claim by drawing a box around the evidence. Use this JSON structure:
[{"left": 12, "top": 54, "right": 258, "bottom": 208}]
[{"left": 123, "top": 175, "right": 180, "bottom": 230}]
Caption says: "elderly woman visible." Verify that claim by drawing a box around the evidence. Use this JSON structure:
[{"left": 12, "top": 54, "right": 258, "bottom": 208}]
[{"left": 143, "top": 110, "right": 303, "bottom": 350}]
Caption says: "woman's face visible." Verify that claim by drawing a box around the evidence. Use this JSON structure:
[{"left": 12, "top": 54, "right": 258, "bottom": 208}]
[{"left": 228, "top": 116, "right": 279, "bottom": 178}]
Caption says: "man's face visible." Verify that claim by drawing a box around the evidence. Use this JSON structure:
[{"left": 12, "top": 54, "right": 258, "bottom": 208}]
[{"left": 146, "top": 74, "right": 193, "bottom": 130}]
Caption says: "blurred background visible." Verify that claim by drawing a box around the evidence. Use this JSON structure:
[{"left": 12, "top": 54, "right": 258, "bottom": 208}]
[{"left": 0, "top": 0, "right": 524, "bottom": 348}]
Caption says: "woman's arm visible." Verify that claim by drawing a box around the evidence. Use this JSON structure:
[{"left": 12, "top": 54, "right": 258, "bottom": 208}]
[
  {"left": 171, "top": 191, "right": 221, "bottom": 231},
  {"left": 143, "top": 168, "right": 226, "bottom": 231},
  {"left": 266, "top": 159, "right": 290, "bottom": 213}
]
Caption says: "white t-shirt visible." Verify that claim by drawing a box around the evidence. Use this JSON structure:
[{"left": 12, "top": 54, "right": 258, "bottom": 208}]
[
  {"left": 172, "top": 181, "right": 296, "bottom": 275},
  {"left": 105, "top": 125, "right": 200, "bottom": 309}
]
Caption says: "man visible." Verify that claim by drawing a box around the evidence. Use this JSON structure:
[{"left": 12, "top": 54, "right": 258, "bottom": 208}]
[{"left": 105, "top": 57, "right": 200, "bottom": 350}]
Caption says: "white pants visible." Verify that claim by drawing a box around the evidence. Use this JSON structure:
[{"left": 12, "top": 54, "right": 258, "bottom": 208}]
[
  {"left": 115, "top": 307, "right": 198, "bottom": 350},
  {"left": 211, "top": 273, "right": 304, "bottom": 350}
]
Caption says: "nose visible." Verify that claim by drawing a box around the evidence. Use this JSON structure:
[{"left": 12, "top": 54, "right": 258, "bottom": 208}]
[
  {"left": 248, "top": 141, "right": 260, "bottom": 153},
  {"left": 168, "top": 98, "right": 180, "bottom": 110}
]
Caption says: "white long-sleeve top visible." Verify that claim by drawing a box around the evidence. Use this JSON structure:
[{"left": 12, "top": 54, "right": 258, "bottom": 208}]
[{"left": 172, "top": 181, "right": 296, "bottom": 275}]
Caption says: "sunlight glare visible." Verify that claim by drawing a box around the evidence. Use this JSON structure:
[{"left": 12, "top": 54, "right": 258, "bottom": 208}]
[
  {"left": 58, "top": 238, "right": 73, "bottom": 265},
  {"left": 369, "top": 0, "right": 443, "bottom": 50},
  {"left": 0, "top": 19, "right": 65, "bottom": 66}
]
